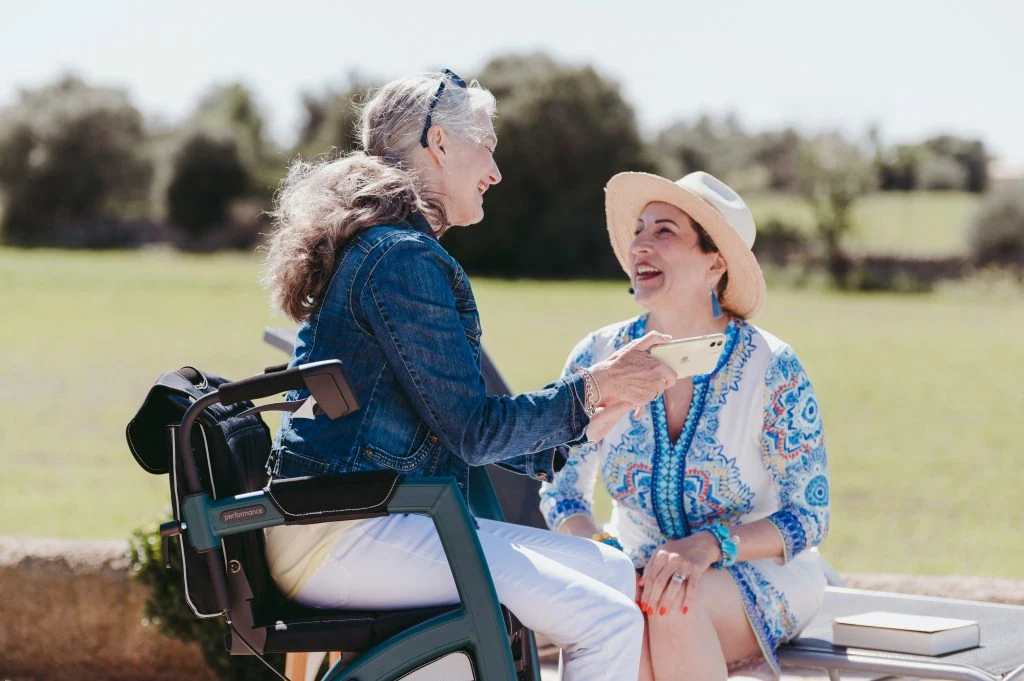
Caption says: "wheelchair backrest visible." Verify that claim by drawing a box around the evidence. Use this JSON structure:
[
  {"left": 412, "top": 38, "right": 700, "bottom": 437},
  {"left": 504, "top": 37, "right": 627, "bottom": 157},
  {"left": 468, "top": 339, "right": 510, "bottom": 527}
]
[{"left": 127, "top": 366, "right": 278, "bottom": 619}]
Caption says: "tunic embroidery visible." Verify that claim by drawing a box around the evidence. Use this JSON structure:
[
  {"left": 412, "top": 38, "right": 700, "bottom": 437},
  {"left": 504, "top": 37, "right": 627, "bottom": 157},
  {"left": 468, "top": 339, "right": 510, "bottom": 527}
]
[{"left": 640, "top": 316, "right": 755, "bottom": 540}]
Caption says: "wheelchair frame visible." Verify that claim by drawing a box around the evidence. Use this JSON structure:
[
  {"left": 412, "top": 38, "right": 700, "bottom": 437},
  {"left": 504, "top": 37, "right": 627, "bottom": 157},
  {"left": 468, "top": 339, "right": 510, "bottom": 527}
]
[{"left": 158, "top": 361, "right": 538, "bottom": 681}]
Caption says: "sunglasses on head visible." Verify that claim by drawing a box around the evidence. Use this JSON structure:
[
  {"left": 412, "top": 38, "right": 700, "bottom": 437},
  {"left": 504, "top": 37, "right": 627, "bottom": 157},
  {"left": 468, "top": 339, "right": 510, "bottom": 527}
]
[{"left": 419, "top": 69, "right": 467, "bottom": 148}]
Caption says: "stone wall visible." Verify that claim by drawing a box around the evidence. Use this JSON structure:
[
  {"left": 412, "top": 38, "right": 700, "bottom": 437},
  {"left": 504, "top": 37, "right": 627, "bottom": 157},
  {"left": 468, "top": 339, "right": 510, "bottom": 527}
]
[
  {"left": 840, "top": 571, "right": 1024, "bottom": 605},
  {"left": 0, "top": 537, "right": 215, "bottom": 681}
]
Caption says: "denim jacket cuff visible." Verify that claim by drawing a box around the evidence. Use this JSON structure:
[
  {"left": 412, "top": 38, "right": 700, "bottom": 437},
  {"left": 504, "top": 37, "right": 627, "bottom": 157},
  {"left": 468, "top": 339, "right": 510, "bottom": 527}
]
[
  {"left": 529, "top": 449, "right": 557, "bottom": 482},
  {"left": 563, "top": 371, "right": 591, "bottom": 438}
]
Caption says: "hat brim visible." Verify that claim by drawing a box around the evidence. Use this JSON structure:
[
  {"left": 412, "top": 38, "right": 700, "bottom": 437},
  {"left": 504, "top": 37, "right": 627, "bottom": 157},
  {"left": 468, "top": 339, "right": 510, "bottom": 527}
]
[{"left": 605, "top": 172, "right": 767, "bottom": 319}]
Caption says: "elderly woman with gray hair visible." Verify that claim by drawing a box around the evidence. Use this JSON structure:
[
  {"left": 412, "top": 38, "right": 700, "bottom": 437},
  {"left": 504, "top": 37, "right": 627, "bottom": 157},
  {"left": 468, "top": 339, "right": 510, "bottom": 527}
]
[{"left": 262, "top": 70, "right": 676, "bottom": 680}]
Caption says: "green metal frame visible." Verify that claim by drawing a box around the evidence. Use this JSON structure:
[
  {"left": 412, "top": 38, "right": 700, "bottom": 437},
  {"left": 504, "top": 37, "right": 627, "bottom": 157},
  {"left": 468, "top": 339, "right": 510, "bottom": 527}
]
[
  {"left": 465, "top": 466, "right": 542, "bottom": 680},
  {"left": 323, "top": 476, "right": 516, "bottom": 681},
  {"left": 180, "top": 472, "right": 523, "bottom": 681},
  {"left": 170, "top": 358, "right": 542, "bottom": 680}
]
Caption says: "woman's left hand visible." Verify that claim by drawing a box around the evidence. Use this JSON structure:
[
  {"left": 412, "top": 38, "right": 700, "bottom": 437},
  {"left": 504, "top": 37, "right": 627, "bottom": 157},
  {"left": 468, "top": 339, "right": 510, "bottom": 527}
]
[{"left": 639, "top": 531, "right": 721, "bottom": 617}]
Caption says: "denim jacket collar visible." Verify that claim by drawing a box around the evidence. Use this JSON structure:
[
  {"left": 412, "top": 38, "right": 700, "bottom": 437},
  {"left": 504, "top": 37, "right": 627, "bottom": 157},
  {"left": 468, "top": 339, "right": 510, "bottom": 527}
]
[{"left": 404, "top": 212, "right": 436, "bottom": 238}]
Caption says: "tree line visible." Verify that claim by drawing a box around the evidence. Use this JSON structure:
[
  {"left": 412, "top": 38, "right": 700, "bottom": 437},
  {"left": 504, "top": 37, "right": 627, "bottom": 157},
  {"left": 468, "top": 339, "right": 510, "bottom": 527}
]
[{"left": 1, "top": 53, "right": 1020, "bottom": 281}]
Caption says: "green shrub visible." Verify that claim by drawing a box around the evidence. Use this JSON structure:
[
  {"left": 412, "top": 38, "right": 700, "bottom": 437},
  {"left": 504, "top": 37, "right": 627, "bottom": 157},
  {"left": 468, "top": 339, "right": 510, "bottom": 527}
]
[
  {"left": 967, "top": 190, "right": 1024, "bottom": 272},
  {"left": 128, "top": 516, "right": 285, "bottom": 681},
  {"left": 165, "top": 132, "right": 249, "bottom": 244},
  {"left": 752, "top": 216, "right": 808, "bottom": 265}
]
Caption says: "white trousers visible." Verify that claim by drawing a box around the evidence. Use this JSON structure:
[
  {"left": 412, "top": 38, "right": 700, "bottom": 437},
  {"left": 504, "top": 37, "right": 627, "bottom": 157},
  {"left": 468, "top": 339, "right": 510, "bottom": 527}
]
[{"left": 294, "top": 514, "right": 643, "bottom": 681}]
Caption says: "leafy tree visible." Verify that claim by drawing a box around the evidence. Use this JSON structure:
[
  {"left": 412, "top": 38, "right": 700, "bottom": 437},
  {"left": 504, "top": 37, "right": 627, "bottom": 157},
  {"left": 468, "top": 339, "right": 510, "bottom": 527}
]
[
  {"left": 654, "top": 114, "right": 754, "bottom": 185},
  {"left": 190, "top": 82, "right": 281, "bottom": 197},
  {"left": 295, "top": 77, "right": 375, "bottom": 159},
  {"left": 875, "top": 144, "right": 921, "bottom": 191},
  {"left": 444, "top": 53, "right": 655, "bottom": 277},
  {"left": 165, "top": 131, "right": 249, "bottom": 242},
  {"left": 922, "top": 135, "right": 988, "bottom": 193},
  {"left": 917, "top": 152, "right": 968, "bottom": 191},
  {"left": 195, "top": 83, "right": 266, "bottom": 162},
  {"left": 0, "top": 75, "right": 152, "bottom": 246},
  {"left": 156, "top": 82, "right": 283, "bottom": 248},
  {"left": 752, "top": 128, "right": 803, "bottom": 191},
  {"left": 653, "top": 115, "right": 803, "bottom": 192},
  {"left": 797, "top": 134, "right": 876, "bottom": 287}
]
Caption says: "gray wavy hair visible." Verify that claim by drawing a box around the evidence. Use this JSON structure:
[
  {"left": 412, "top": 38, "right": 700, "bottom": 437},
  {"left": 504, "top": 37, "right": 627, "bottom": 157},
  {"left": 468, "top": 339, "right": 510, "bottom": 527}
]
[{"left": 265, "top": 72, "right": 496, "bottom": 322}]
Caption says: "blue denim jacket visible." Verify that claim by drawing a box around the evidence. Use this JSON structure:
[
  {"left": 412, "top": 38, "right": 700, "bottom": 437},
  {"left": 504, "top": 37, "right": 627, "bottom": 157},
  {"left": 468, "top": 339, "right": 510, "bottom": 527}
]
[{"left": 274, "top": 214, "right": 590, "bottom": 498}]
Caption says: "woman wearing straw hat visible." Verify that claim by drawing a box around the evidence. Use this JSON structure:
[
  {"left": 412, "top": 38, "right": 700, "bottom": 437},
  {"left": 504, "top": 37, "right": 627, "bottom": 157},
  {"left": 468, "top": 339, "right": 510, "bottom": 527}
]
[{"left": 540, "top": 171, "right": 830, "bottom": 679}]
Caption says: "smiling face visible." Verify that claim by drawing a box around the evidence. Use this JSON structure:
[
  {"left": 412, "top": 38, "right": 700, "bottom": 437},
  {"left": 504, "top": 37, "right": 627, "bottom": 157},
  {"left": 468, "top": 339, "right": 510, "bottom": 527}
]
[
  {"left": 630, "top": 201, "right": 727, "bottom": 314},
  {"left": 435, "top": 112, "right": 501, "bottom": 227}
]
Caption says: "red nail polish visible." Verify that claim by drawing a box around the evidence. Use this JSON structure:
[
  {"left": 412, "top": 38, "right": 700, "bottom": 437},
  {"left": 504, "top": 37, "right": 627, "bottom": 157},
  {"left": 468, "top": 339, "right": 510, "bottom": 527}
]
[
  {"left": 647, "top": 606, "right": 654, "bottom": 616},
  {"left": 659, "top": 607, "right": 667, "bottom": 616},
  {"left": 640, "top": 602, "right": 647, "bottom": 611},
  {"left": 682, "top": 606, "right": 689, "bottom": 615}
]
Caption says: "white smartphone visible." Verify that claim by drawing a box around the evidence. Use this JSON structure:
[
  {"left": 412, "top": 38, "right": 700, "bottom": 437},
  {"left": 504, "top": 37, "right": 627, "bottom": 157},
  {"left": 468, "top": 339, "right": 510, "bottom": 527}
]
[{"left": 649, "top": 333, "right": 727, "bottom": 379}]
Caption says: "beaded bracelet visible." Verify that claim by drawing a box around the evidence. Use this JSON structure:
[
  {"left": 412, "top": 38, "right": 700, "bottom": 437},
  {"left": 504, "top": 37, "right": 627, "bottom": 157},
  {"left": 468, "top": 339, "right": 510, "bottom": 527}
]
[
  {"left": 706, "top": 523, "right": 739, "bottom": 569},
  {"left": 591, "top": 531, "right": 625, "bottom": 552}
]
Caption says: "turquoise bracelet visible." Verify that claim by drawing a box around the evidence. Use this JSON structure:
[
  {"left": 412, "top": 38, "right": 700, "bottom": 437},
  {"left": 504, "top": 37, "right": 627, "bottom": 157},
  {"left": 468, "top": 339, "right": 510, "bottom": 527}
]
[
  {"left": 602, "top": 536, "right": 625, "bottom": 551},
  {"left": 706, "top": 523, "right": 739, "bottom": 569},
  {"left": 591, "top": 531, "right": 625, "bottom": 552}
]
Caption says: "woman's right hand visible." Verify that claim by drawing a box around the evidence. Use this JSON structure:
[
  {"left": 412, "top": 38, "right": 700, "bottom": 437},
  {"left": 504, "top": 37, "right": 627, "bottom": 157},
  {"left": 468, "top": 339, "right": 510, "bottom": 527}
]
[
  {"left": 585, "top": 400, "right": 636, "bottom": 442},
  {"left": 589, "top": 332, "right": 678, "bottom": 407}
]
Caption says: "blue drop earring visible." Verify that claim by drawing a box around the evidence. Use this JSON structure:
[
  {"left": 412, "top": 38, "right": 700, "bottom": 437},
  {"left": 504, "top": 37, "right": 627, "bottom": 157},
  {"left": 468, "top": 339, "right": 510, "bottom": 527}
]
[{"left": 710, "top": 289, "right": 723, "bottom": 319}]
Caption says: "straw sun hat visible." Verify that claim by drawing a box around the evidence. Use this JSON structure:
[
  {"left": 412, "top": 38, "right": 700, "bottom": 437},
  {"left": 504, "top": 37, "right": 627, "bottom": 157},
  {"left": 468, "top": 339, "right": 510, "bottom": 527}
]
[{"left": 605, "top": 171, "right": 767, "bottom": 319}]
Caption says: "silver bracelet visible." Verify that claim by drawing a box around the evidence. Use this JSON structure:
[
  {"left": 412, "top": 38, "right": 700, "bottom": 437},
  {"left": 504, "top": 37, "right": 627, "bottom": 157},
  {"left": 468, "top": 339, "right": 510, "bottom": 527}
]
[
  {"left": 578, "top": 368, "right": 599, "bottom": 416},
  {"left": 589, "top": 368, "right": 603, "bottom": 405}
]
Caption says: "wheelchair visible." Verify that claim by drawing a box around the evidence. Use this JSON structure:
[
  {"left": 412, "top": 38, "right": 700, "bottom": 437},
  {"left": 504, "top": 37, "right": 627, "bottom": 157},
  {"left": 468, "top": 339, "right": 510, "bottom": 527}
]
[{"left": 126, "top": 359, "right": 542, "bottom": 681}]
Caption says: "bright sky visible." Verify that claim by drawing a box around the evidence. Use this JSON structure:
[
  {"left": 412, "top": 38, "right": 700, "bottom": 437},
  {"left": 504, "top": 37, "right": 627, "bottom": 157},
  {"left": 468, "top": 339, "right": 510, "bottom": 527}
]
[{"left": 3, "top": 0, "right": 1022, "bottom": 162}]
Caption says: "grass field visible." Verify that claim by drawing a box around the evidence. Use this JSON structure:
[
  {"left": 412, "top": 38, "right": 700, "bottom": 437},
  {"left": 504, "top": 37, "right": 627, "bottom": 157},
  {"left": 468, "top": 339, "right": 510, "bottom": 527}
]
[
  {"left": 2, "top": 247, "right": 1022, "bottom": 579},
  {"left": 746, "top": 191, "right": 980, "bottom": 257}
]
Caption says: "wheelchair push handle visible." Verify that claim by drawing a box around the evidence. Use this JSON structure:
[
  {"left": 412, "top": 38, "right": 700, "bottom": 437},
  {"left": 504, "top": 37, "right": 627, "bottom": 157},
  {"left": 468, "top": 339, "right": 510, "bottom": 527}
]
[
  {"left": 218, "top": 366, "right": 305, "bottom": 404},
  {"left": 217, "top": 359, "right": 359, "bottom": 419}
]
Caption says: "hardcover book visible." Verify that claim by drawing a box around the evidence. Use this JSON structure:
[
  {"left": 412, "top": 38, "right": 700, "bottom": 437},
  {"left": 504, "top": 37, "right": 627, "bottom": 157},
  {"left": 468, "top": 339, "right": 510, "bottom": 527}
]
[{"left": 832, "top": 611, "right": 980, "bottom": 656}]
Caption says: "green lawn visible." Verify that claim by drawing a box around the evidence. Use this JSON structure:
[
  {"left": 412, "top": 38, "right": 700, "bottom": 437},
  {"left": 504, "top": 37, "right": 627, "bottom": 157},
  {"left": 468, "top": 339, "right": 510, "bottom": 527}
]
[
  {"left": 746, "top": 191, "right": 980, "bottom": 257},
  {"left": 2, "top": 248, "right": 1021, "bottom": 579}
]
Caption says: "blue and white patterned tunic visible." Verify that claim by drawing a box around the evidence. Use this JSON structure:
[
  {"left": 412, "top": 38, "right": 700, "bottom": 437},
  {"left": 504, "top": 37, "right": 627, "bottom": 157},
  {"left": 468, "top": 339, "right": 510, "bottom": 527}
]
[{"left": 539, "top": 314, "right": 829, "bottom": 675}]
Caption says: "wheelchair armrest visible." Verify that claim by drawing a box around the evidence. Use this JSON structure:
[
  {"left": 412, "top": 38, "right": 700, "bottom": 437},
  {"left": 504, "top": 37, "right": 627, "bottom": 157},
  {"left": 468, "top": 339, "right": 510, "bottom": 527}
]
[
  {"left": 265, "top": 471, "right": 399, "bottom": 524},
  {"left": 217, "top": 360, "right": 359, "bottom": 419},
  {"left": 189, "top": 474, "right": 476, "bottom": 545}
]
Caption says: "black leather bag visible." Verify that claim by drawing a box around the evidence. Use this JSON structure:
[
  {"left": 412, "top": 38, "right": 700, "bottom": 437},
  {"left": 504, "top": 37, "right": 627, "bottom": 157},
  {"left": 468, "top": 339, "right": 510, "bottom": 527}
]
[{"left": 127, "top": 367, "right": 273, "bottom": 617}]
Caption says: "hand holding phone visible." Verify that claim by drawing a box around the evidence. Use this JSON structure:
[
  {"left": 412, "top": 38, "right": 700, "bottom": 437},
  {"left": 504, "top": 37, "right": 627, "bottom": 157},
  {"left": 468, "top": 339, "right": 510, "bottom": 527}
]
[{"left": 649, "top": 333, "right": 727, "bottom": 379}]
